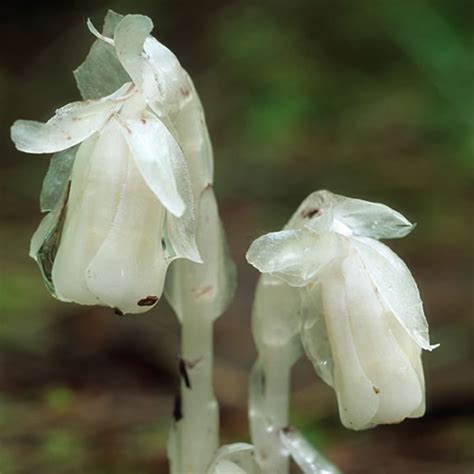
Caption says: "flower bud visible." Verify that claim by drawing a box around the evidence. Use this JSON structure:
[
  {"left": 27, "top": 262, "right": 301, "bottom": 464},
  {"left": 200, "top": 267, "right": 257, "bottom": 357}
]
[
  {"left": 247, "top": 190, "right": 437, "bottom": 429},
  {"left": 11, "top": 13, "right": 210, "bottom": 314}
]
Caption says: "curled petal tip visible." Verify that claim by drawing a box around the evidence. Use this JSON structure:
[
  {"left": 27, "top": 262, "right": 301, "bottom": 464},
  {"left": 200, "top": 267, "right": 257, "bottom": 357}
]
[{"left": 86, "top": 18, "right": 115, "bottom": 45}]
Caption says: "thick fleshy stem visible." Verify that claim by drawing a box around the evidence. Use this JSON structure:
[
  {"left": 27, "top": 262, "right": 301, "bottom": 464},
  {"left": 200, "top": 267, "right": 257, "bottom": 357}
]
[
  {"left": 169, "top": 307, "right": 218, "bottom": 473},
  {"left": 166, "top": 187, "right": 236, "bottom": 473},
  {"left": 250, "top": 346, "right": 294, "bottom": 474}
]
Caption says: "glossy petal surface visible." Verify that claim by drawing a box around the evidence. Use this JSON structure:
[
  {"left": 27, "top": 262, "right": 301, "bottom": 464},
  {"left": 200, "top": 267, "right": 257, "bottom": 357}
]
[
  {"left": 354, "top": 237, "right": 435, "bottom": 350},
  {"left": 246, "top": 229, "right": 337, "bottom": 286},
  {"left": 11, "top": 83, "right": 132, "bottom": 154},
  {"left": 121, "top": 112, "right": 187, "bottom": 217}
]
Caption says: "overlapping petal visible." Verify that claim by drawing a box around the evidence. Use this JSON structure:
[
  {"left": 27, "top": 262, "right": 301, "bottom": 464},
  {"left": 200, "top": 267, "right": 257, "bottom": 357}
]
[
  {"left": 300, "top": 283, "right": 335, "bottom": 386},
  {"left": 353, "top": 236, "right": 436, "bottom": 350},
  {"left": 333, "top": 195, "right": 415, "bottom": 239},
  {"left": 74, "top": 11, "right": 130, "bottom": 100},
  {"left": 246, "top": 229, "right": 338, "bottom": 286},
  {"left": 11, "top": 83, "right": 133, "bottom": 154},
  {"left": 119, "top": 111, "right": 187, "bottom": 217},
  {"left": 165, "top": 187, "right": 235, "bottom": 322},
  {"left": 40, "top": 145, "right": 78, "bottom": 212}
]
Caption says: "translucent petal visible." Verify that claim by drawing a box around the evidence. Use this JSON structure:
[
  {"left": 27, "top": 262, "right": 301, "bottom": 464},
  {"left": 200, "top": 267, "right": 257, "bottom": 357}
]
[
  {"left": 86, "top": 156, "right": 168, "bottom": 314},
  {"left": 30, "top": 188, "right": 69, "bottom": 295},
  {"left": 207, "top": 443, "right": 259, "bottom": 474},
  {"left": 170, "top": 78, "right": 214, "bottom": 192},
  {"left": 321, "top": 263, "right": 379, "bottom": 430},
  {"left": 353, "top": 237, "right": 436, "bottom": 350},
  {"left": 388, "top": 312, "right": 426, "bottom": 418},
  {"left": 300, "top": 283, "right": 335, "bottom": 386},
  {"left": 333, "top": 195, "right": 414, "bottom": 239},
  {"left": 74, "top": 11, "right": 130, "bottom": 100},
  {"left": 120, "top": 112, "right": 187, "bottom": 217},
  {"left": 114, "top": 15, "right": 163, "bottom": 111},
  {"left": 279, "top": 427, "right": 341, "bottom": 474},
  {"left": 342, "top": 252, "right": 423, "bottom": 426},
  {"left": 102, "top": 10, "right": 124, "bottom": 36},
  {"left": 285, "top": 190, "right": 337, "bottom": 232},
  {"left": 142, "top": 36, "right": 190, "bottom": 114},
  {"left": 11, "top": 83, "right": 132, "bottom": 154},
  {"left": 164, "top": 186, "right": 236, "bottom": 322},
  {"left": 246, "top": 229, "right": 338, "bottom": 287},
  {"left": 252, "top": 274, "right": 302, "bottom": 359},
  {"left": 40, "top": 145, "right": 77, "bottom": 212},
  {"left": 51, "top": 126, "right": 126, "bottom": 304}
]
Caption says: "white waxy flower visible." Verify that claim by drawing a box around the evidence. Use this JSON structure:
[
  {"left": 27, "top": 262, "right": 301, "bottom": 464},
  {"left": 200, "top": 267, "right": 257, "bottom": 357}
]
[
  {"left": 247, "top": 190, "right": 437, "bottom": 430},
  {"left": 10, "top": 13, "right": 210, "bottom": 314}
]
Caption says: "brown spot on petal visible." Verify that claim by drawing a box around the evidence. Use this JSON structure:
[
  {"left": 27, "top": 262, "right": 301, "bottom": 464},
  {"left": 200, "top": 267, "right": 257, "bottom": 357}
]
[
  {"left": 192, "top": 285, "right": 213, "bottom": 299},
  {"left": 137, "top": 296, "right": 159, "bottom": 306},
  {"left": 301, "top": 207, "right": 320, "bottom": 219},
  {"left": 113, "top": 307, "right": 124, "bottom": 316},
  {"left": 373, "top": 386, "right": 380, "bottom": 394},
  {"left": 179, "top": 86, "right": 190, "bottom": 97},
  {"left": 140, "top": 118, "right": 146, "bottom": 124}
]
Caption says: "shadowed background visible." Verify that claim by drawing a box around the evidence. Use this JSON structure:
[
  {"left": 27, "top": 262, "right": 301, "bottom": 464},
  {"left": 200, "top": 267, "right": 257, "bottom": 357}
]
[{"left": 0, "top": 0, "right": 473, "bottom": 472}]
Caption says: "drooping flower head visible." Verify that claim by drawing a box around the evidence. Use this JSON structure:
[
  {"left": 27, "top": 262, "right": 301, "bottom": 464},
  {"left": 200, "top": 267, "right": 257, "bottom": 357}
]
[
  {"left": 10, "top": 12, "right": 221, "bottom": 314},
  {"left": 247, "top": 190, "right": 437, "bottom": 430}
]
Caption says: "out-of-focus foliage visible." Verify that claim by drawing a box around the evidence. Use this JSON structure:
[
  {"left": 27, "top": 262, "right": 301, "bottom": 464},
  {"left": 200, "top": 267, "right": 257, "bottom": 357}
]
[{"left": 1, "top": 0, "right": 472, "bottom": 473}]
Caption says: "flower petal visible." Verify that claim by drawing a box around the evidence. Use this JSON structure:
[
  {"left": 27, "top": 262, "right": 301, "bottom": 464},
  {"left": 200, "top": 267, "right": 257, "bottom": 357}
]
[
  {"left": 300, "top": 283, "right": 335, "bottom": 386},
  {"left": 11, "top": 83, "right": 133, "bottom": 154},
  {"left": 246, "top": 229, "right": 338, "bottom": 287},
  {"left": 113, "top": 15, "right": 162, "bottom": 109},
  {"left": 74, "top": 11, "right": 130, "bottom": 100},
  {"left": 353, "top": 237, "right": 436, "bottom": 350},
  {"left": 30, "top": 187, "right": 69, "bottom": 295},
  {"left": 285, "top": 190, "right": 337, "bottom": 232},
  {"left": 387, "top": 311, "right": 426, "bottom": 418},
  {"left": 321, "top": 263, "right": 379, "bottom": 429},
  {"left": 120, "top": 112, "right": 188, "bottom": 217},
  {"left": 171, "top": 78, "right": 214, "bottom": 191},
  {"left": 333, "top": 195, "right": 415, "bottom": 239},
  {"left": 342, "top": 252, "right": 423, "bottom": 426},
  {"left": 164, "top": 186, "right": 236, "bottom": 322},
  {"left": 40, "top": 145, "right": 78, "bottom": 212},
  {"left": 142, "top": 36, "right": 190, "bottom": 113},
  {"left": 85, "top": 155, "right": 168, "bottom": 314},
  {"left": 51, "top": 127, "right": 126, "bottom": 304}
]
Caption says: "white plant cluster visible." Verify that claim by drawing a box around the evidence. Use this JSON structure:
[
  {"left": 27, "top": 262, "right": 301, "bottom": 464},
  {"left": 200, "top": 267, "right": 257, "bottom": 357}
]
[{"left": 11, "top": 11, "right": 435, "bottom": 474}]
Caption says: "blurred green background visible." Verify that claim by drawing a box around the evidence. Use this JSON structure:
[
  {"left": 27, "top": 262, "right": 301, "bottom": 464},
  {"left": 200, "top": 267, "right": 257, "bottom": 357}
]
[{"left": 1, "top": 0, "right": 473, "bottom": 473}]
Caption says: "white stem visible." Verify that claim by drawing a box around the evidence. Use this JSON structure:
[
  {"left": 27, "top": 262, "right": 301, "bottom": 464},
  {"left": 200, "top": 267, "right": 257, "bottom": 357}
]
[
  {"left": 250, "top": 346, "right": 294, "bottom": 474},
  {"left": 169, "top": 308, "right": 218, "bottom": 474}
]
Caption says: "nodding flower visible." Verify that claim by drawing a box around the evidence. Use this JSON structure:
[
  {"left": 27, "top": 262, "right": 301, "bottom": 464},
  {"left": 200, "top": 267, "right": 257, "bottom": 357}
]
[
  {"left": 247, "top": 190, "right": 437, "bottom": 430},
  {"left": 10, "top": 12, "right": 218, "bottom": 314}
]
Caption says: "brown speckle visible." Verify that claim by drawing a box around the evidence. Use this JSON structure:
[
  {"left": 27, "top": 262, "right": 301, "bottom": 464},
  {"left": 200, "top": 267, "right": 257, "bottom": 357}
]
[
  {"left": 179, "top": 358, "right": 191, "bottom": 389},
  {"left": 173, "top": 393, "right": 182, "bottom": 422},
  {"left": 179, "top": 86, "right": 190, "bottom": 97},
  {"left": 373, "top": 386, "right": 380, "bottom": 394},
  {"left": 301, "top": 207, "right": 320, "bottom": 219},
  {"left": 140, "top": 118, "right": 146, "bottom": 124},
  {"left": 113, "top": 307, "right": 124, "bottom": 316},
  {"left": 137, "top": 295, "right": 159, "bottom": 306},
  {"left": 192, "top": 285, "right": 213, "bottom": 299}
]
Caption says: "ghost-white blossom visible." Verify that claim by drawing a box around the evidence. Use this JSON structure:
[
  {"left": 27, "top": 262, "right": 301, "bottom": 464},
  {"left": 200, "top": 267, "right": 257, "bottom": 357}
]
[
  {"left": 10, "top": 13, "right": 212, "bottom": 314},
  {"left": 247, "top": 190, "right": 437, "bottom": 430}
]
